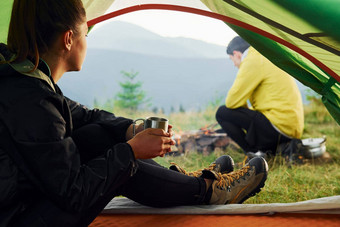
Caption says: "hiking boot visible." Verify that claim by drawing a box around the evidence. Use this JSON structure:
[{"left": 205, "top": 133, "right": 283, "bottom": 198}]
[
  {"left": 169, "top": 155, "right": 234, "bottom": 177},
  {"left": 203, "top": 157, "right": 268, "bottom": 204}
]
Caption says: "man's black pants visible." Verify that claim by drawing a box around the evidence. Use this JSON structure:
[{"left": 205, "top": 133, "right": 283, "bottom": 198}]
[{"left": 216, "top": 106, "right": 291, "bottom": 154}]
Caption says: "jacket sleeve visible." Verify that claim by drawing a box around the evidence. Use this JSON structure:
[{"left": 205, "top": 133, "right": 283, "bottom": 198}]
[
  {"left": 4, "top": 92, "right": 137, "bottom": 212},
  {"left": 66, "top": 97, "right": 133, "bottom": 142}
]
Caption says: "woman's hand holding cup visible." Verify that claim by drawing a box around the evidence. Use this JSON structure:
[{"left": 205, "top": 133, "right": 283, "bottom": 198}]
[
  {"left": 127, "top": 116, "right": 176, "bottom": 159},
  {"left": 127, "top": 127, "right": 175, "bottom": 159}
]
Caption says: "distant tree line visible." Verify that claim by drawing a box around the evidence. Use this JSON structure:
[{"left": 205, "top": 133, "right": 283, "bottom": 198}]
[{"left": 93, "top": 70, "right": 188, "bottom": 113}]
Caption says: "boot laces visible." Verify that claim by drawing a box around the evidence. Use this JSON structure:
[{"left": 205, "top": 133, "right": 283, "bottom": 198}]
[
  {"left": 170, "top": 163, "right": 217, "bottom": 177},
  {"left": 215, "top": 165, "right": 251, "bottom": 191}
]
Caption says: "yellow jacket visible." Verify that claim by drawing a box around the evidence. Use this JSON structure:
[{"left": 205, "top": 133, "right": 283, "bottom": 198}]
[{"left": 226, "top": 47, "right": 304, "bottom": 138}]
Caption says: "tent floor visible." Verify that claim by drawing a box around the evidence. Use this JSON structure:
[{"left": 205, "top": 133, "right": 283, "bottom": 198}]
[{"left": 89, "top": 213, "right": 340, "bottom": 226}]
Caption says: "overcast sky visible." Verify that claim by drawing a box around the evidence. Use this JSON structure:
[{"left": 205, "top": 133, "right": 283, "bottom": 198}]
[{"left": 95, "top": 0, "right": 237, "bottom": 46}]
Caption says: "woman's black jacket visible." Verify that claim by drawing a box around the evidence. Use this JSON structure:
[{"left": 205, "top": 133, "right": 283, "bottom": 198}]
[{"left": 0, "top": 47, "right": 137, "bottom": 226}]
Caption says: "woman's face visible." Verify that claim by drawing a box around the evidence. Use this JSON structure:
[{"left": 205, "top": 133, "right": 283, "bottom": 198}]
[{"left": 67, "top": 21, "right": 88, "bottom": 71}]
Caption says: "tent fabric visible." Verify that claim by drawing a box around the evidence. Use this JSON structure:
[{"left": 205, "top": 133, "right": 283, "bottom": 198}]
[
  {"left": 203, "top": 0, "right": 340, "bottom": 80},
  {"left": 0, "top": 0, "right": 13, "bottom": 44},
  {"left": 99, "top": 196, "right": 340, "bottom": 215},
  {"left": 82, "top": 0, "right": 115, "bottom": 22}
]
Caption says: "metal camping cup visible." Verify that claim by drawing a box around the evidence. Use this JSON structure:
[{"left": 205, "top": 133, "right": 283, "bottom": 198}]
[{"left": 133, "top": 117, "right": 169, "bottom": 136}]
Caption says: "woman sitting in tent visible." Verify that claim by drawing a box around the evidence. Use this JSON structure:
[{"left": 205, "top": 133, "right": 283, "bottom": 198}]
[{"left": 0, "top": 1, "right": 268, "bottom": 226}]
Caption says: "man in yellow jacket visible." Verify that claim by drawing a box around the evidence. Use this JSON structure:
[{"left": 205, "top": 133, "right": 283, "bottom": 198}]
[{"left": 216, "top": 36, "right": 304, "bottom": 158}]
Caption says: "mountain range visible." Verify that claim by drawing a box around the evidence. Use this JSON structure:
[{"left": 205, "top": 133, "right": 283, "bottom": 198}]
[{"left": 58, "top": 21, "right": 308, "bottom": 113}]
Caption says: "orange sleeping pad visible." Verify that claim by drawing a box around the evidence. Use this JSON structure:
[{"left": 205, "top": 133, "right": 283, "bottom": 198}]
[{"left": 90, "top": 213, "right": 340, "bottom": 227}]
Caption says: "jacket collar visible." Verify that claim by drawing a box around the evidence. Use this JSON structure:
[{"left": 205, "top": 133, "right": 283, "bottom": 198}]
[{"left": 8, "top": 58, "right": 56, "bottom": 92}]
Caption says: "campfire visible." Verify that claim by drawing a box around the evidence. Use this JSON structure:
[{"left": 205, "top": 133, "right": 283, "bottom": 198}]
[{"left": 172, "top": 123, "right": 239, "bottom": 155}]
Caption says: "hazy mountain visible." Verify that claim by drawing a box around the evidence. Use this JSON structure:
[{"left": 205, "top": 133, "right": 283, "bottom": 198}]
[
  {"left": 58, "top": 21, "right": 308, "bottom": 113},
  {"left": 85, "top": 21, "right": 228, "bottom": 59},
  {"left": 59, "top": 49, "right": 237, "bottom": 113}
]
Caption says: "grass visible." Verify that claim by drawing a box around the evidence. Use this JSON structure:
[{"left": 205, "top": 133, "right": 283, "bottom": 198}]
[
  {"left": 154, "top": 150, "right": 340, "bottom": 204},
  {"left": 107, "top": 99, "right": 340, "bottom": 204}
]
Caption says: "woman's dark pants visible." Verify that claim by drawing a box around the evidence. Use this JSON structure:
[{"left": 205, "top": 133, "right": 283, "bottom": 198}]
[{"left": 13, "top": 124, "right": 206, "bottom": 227}]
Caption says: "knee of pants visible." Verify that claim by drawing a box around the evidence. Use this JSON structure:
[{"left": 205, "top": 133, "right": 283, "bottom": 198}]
[{"left": 215, "top": 105, "right": 233, "bottom": 122}]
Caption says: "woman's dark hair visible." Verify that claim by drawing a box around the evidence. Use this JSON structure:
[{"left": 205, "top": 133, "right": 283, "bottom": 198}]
[{"left": 7, "top": 0, "right": 86, "bottom": 69}]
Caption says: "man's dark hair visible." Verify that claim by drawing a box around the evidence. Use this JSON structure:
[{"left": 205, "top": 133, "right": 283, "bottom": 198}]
[{"left": 226, "top": 36, "right": 250, "bottom": 55}]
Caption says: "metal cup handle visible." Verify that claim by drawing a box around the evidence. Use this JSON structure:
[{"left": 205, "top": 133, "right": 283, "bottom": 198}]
[{"left": 132, "top": 118, "right": 146, "bottom": 136}]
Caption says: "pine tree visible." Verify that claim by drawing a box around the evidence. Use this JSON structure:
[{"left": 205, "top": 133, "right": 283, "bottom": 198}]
[{"left": 114, "top": 70, "right": 151, "bottom": 110}]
